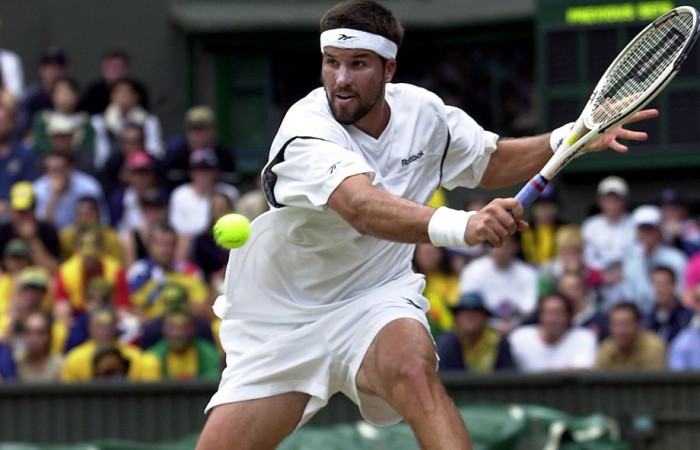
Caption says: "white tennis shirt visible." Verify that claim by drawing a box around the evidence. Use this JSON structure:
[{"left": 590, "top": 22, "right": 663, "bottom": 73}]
[{"left": 216, "top": 83, "right": 499, "bottom": 323}]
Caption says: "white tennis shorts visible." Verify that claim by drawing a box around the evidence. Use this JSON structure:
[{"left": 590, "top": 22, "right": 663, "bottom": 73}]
[{"left": 205, "top": 289, "right": 431, "bottom": 427}]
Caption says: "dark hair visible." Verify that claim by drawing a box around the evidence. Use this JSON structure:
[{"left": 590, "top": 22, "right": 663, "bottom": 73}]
[
  {"left": 103, "top": 49, "right": 130, "bottom": 64},
  {"left": 110, "top": 77, "right": 141, "bottom": 100},
  {"left": 651, "top": 265, "right": 676, "bottom": 284},
  {"left": 77, "top": 195, "right": 100, "bottom": 210},
  {"left": 49, "top": 76, "right": 80, "bottom": 99},
  {"left": 537, "top": 291, "right": 575, "bottom": 326},
  {"left": 320, "top": 0, "right": 404, "bottom": 49},
  {"left": 609, "top": 301, "right": 641, "bottom": 323}
]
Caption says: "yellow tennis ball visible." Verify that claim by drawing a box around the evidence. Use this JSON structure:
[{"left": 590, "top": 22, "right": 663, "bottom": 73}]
[{"left": 213, "top": 213, "right": 250, "bottom": 249}]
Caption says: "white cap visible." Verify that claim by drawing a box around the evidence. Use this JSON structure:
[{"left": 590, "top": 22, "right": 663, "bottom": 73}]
[
  {"left": 46, "top": 114, "right": 77, "bottom": 136},
  {"left": 632, "top": 204, "right": 662, "bottom": 227},
  {"left": 597, "top": 176, "right": 629, "bottom": 197}
]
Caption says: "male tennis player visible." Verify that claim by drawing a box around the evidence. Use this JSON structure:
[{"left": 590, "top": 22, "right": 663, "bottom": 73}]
[{"left": 196, "top": 1, "right": 657, "bottom": 449}]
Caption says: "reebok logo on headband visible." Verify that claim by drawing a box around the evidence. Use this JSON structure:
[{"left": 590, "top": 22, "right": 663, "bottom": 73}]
[{"left": 320, "top": 28, "right": 398, "bottom": 60}]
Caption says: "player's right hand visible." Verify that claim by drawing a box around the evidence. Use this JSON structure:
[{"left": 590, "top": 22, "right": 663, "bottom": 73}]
[{"left": 464, "top": 198, "right": 527, "bottom": 247}]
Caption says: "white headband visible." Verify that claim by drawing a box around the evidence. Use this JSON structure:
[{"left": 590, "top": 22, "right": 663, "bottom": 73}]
[{"left": 320, "top": 28, "right": 398, "bottom": 60}]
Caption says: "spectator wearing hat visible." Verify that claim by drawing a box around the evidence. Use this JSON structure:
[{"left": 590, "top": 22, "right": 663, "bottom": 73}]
[
  {"left": 15, "top": 311, "right": 63, "bottom": 382},
  {"left": 657, "top": 188, "right": 700, "bottom": 256},
  {"left": 519, "top": 184, "right": 565, "bottom": 267},
  {"left": 581, "top": 176, "right": 636, "bottom": 308},
  {"left": 621, "top": 205, "right": 687, "bottom": 315},
  {"left": 108, "top": 149, "right": 160, "bottom": 234},
  {"left": 163, "top": 105, "right": 238, "bottom": 192},
  {"left": 0, "top": 182, "right": 60, "bottom": 273},
  {"left": 59, "top": 195, "right": 122, "bottom": 262},
  {"left": 60, "top": 307, "right": 161, "bottom": 382},
  {"left": 169, "top": 148, "right": 239, "bottom": 263},
  {"left": 19, "top": 46, "right": 68, "bottom": 135},
  {"left": 501, "top": 292, "right": 597, "bottom": 372},
  {"left": 32, "top": 80, "right": 95, "bottom": 165},
  {"left": 32, "top": 151, "right": 109, "bottom": 231},
  {"left": 91, "top": 77, "right": 162, "bottom": 170},
  {"left": 0, "top": 103, "right": 37, "bottom": 216},
  {"left": 436, "top": 292, "right": 510, "bottom": 373},
  {"left": 119, "top": 187, "right": 169, "bottom": 269}
]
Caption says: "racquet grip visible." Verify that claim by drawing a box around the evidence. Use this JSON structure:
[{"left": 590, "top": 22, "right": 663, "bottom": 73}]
[{"left": 515, "top": 173, "right": 550, "bottom": 210}]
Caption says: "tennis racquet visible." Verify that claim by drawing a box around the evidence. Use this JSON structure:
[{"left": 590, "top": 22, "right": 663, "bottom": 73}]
[{"left": 516, "top": 5, "right": 700, "bottom": 209}]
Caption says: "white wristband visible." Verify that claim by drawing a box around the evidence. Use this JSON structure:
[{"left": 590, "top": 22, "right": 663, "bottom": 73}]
[
  {"left": 428, "top": 207, "right": 477, "bottom": 247},
  {"left": 550, "top": 122, "right": 575, "bottom": 153}
]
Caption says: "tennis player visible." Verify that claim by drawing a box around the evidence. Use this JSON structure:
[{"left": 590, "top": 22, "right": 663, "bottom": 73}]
[{"left": 196, "top": 1, "right": 657, "bottom": 449}]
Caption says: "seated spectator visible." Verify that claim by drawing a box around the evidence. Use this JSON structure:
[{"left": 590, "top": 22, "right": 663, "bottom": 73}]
[
  {"left": 413, "top": 243, "right": 459, "bottom": 337},
  {"left": 19, "top": 45, "right": 67, "bottom": 135},
  {"left": 0, "top": 239, "right": 33, "bottom": 335},
  {"left": 623, "top": 205, "right": 687, "bottom": 315},
  {"left": 668, "top": 314, "right": 700, "bottom": 370},
  {"left": 108, "top": 150, "right": 160, "bottom": 234},
  {"left": 658, "top": 188, "right": 700, "bottom": 256},
  {"left": 459, "top": 236, "right": 538, "bottom": 334},
  {"left": 501, "top": 292, "right": 597, "bottom": 372},
  {"left": 192, "top": 191, "right": 235, "bottom": 289},
  {"left": 0, "top": 182, "right": 60, "bottom": 273},
  {"left": 127, "top": 222, "right": 210, "bottom": 320},
  {"left": 437, "top": 292, "right": 508, "bottom": 373},
  {"left": 91, "top": 77, "right": 162, "bottom": 170},
  {"left": 169, "top": 148, "right": 239, "bottom": 263},
  {"left": 59, "top": 196, "right": 122, "bottom": 262},
  {"left": 53, "top": 227, "right": 130, "bottom": 322},
  {"left": 644, "top": 265, "right": 693, "bottom": 343},
  {"left": 139, "top": 282, "right": 214, "bottom": 350},
  {"left": 119, "top": 187, "right": 169, "bottom": 269},
  {"left": 0, "top": 104, "right": 37, "bottom": 214},
  {"left": 33, "top": 151, "right": 109, "bottom": 231},
  {"left": 596, "top": 302, "right": 666, "bottom": 370},
  {"left": 519, "top": 184, "right": 563, "bottom": 267},
  {"left": 163, "top": 105, "right": 238, "bottom": 191},
  {"left": 92, "top": 344, "right": 131, "bottom": 381},
  {"left": 60, "top": 307, "right": 160, "bottom": 382},
  {"left": 14, "top": 311, "right": 63, "bottom": 382},
  {"left": 30, "top": 77, "right": 95, "bottom": 161},
  {"left": 557, "top": 270, "right": 608, "bottom": 341},
  {"left": 148, "top": 308, "right": 220, "bottom": 380},
  {"left": 40, "top": 113, "right": 94, "bottom": 175}
]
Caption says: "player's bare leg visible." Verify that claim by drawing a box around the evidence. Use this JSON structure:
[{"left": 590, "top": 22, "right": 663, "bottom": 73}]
[
  {"left": 195, "top": 392, "right": 310, "bottom": 450},
  {"left": 356, "top": 318, "right": 472, "bottom": 449}
]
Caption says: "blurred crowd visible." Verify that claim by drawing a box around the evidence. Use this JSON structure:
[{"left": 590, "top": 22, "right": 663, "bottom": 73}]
[
  {"left": 0, "top": 44, "right": 269, "bottom": 383},
  {"left": 423, "top": 178, "right": 700, "bottom": 374}
]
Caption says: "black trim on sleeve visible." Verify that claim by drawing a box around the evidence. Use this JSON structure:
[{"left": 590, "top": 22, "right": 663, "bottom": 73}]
[
  {"left": 438, "top": 129, "right": 451, "bottom": 187},
  {"left": 262, "top": 136, "right": 330, "bottom": 208}
]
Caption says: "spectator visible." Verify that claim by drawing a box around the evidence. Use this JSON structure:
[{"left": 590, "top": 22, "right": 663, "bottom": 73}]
[
  {"left": 0, "top": 104, "right": 37, "bottom": 216},
  {"left": 14, "top": 311, "right": 63, "bottom": 382},
  {"left": 32, "top": 151, "right": 109, "bottom": 231},
  {"left": 42, "top": 114, "right": 94, "bottom": 174},
  {"left": 169, "top": 148, "right": 239, "bottom": 263},
  {"left": 101, "top": 122, "right": 152, "bottom": 198},
  {"left": 623, "top": 205, "right": 687, "bottom": 314},
  {"left": 91, "top": 77, "right": 162, "bottom": 170},
  {"left": 0, "top": 239, "right": 33, "bottom": 338},
  {"left": 30, "top": 77, "right": 95, "bottom": 160},
  {"left": 657, "top": 188, "right": 700, "bottom": 256},
  {"left": 92, "top": 344, "right": 131, "bottom": 381},
  {"left": 127, "top": 222, "right": 210, "bottom": 320},
  {"left": 668, "top": 314, "right": 700, "bottom": 371},
  {"left": 192, "top": 191, "right": 235, "bottom": 287},
  {"left": 148, "top": 308, "right": 221, "bottom": 380},
  {"left": 596, "top": 302, "right": 666, "bottom": 370},
  {"left": 459, "top": 236, "right": 538, "bottom": 334},
  {"left": 59, "top": 196, "right": 122, "bottom": 262},
  {"left": 53, "top": 227, "right": 130, "bottom": 322},
  {"left": 120, "top": 187, "right": 169, "bottom": 269},
  {"left": 581, "top": 176, "right": 636, "bottom": 308},
  {"left": 163, "top": 105, "right": 238, "bottom": 191},
  {"left": 644, "top": 265, "right": 693, "bottom": 343},
  {"left": 413, "top": 243, "right": 459, "bottom": 337},
  {"left": 63, "top": 276, "right": 114, "bottom": 352},
  {"left": 20, "top": 45, "right": 67, "bottom": 135},
  {"left": 436, "top": 292, "right": 507, "bottom": 373},
  {"left": 60, "top": 307, "right": 160, "bottom": 382},
  {"left": 557, "top": 270, "right": 609, "bottom": 341},
  {"left": 0, "top": 34, "right": 24, "bottom": 101},
  {"left": 80, "top": 49, "right": 149, "bottom": 115},
  {"left": 519, "top": 184, "right": 563, "bottom": 266},
  {"left": 501, "top": 292, "right": 597, "bottom": 372},
  {"left": 109, "top": 150, "right": 159, "bottom": 234},
  {"left": 0, "top": 182, "right": 60, "bottom": 273}
]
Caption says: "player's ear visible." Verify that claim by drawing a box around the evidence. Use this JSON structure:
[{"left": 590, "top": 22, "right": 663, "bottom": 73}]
[{"left": 384, "top": 59, "right": 397, "bottom": 83}]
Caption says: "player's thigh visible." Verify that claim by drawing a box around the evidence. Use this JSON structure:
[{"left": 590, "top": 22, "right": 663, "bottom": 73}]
[
  {"left": 196, "top": 392, "right": 311, "bottom": 450},
  {"left": 355, "top": 317, "right": 437, "bottom": 397}
]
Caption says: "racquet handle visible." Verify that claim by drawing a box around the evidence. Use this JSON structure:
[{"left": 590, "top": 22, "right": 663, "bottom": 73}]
[{"left": 514, "top": 173, "right": 550, "bottom": 210}]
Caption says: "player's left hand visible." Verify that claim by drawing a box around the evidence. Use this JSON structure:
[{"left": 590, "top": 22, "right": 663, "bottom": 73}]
[{"left": 586, "top": 108, "right": 659, "bottom": 153}]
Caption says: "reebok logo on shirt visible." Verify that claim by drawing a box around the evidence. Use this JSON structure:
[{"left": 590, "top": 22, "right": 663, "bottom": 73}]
[{"left": 401, "top": 151, "right": 424, "bottom": 167}]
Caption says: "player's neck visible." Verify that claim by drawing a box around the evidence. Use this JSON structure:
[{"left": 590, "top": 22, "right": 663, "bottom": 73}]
[{"left": 354, "top": 101, "right": 391, "bottom": 139}]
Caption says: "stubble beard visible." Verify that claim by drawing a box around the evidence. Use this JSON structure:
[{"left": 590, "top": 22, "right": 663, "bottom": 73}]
[{"left": 326, "top": 84, "right": 384, "bottom": 126}]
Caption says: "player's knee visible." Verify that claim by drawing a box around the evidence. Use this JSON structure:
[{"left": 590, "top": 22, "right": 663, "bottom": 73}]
[{"left": 380, "top": 351, "right": 437, "bottom": 393}]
